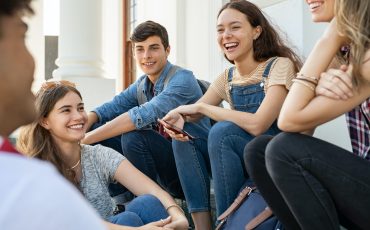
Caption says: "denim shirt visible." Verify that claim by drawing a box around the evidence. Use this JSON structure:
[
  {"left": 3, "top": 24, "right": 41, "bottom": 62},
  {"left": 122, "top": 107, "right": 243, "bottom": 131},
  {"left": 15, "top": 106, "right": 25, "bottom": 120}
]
[
  {"left": 93, "top": 61, "right": 210, "bottom": 131},
  {"left": 227, "top": 59, "right": 280, "bottom": 135}
]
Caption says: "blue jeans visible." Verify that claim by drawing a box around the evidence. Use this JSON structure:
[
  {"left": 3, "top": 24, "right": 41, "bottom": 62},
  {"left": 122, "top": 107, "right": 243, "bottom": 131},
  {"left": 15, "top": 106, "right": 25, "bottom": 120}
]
[
  {"left": 108, "top": 194, "right": 168, "bottom": 226},
  {"left": 121, "top": 130, "right": 183, "bottom": 198},
  {"left": 172, "top": 122, "right": 210, "bottom": 212},
  {"left": 209, "top": 121, "right": 257, "bottom": 217},
  {"left": 173, "top": 120, "right": 275, "bottom": 215},
  {"left": 91, "top": 123, "right": 183, "bottom": 199},
  {"left": 244, "top": 133, "right": 370, "bottom": 230},
  {"left": 171, "top": 64, "right": 279, "bottom": 216}
]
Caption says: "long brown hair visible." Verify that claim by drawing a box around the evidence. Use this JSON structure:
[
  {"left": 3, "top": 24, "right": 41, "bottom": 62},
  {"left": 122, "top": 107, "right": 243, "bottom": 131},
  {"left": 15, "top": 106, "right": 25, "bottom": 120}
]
[
  {"left": 218, "top": 0, "right": 302, "bottom": 72},
  {"left": 17, "top": 80, "right": 82, "bottom": 187},
  {"left": 336, "top": 0, "right": 370, "bottom": 87}
]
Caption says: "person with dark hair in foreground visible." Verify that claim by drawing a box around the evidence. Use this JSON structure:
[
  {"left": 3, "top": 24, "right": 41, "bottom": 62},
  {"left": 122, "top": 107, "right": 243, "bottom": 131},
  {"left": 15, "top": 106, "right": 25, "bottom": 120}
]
[{"left": 0, "top": 0, "right": 106, "bottom": 229}]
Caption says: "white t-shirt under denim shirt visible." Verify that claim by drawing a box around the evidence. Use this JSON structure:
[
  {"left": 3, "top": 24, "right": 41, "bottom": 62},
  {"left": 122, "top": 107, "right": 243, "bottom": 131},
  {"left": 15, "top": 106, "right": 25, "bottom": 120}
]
[
  {"left": 80, "top": 144, "right": 125, "bottom": 219},
  {"left": 0, "top": 137, "right": 107, "bottom": 230}
]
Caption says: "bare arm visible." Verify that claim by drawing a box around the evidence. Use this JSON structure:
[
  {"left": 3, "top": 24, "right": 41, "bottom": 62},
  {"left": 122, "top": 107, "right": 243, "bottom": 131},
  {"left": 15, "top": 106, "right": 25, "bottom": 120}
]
[
  {"left": 197, "top": 85, "right": 224, "bottom": 105},
  {"left": 103, "top": 219, "right": 171, "bottom": 230},
  {"left": 198, "top": 85, "right": 288, "bottom": 136},
  {"left": 315, "top": 65, "right": 354, "bottom": 100},
  {"left": 161, "top": 86, "right": 223, "bottom": 130},
  {"left": 278, "top": 19, "right": 370, "bottom": 132},
  {"left": 180, "top": 84, "right": 224, "bottom": 123},
  {"left": 164, "top": 85, "right": 288, "bottom": 137},
  {"left": 83, "top": 112, "right": 135, "bottom": 145},
  {"left": 86, "top": 112, "right": 99, "bottom": 131},
  {"left": 114, "top": 160, "right": 188, "bottom": 230}
]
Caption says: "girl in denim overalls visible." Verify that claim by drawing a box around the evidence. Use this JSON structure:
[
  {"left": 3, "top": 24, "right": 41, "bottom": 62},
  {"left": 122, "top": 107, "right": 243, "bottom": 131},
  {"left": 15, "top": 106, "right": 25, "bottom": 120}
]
[{"left": 162, "top": 1, "right": 302, "bottom": 229}]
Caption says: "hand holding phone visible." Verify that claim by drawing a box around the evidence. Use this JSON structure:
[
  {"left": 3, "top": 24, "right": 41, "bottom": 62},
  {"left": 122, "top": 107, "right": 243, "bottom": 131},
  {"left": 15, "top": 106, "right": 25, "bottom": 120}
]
[{"left": 157, "top": 118, "right": 194, "bottom": 140}]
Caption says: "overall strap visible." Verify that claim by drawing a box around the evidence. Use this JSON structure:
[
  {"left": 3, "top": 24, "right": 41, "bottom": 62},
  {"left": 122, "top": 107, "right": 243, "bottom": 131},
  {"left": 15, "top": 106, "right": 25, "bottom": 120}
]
[
  {"left": 137, "top": 78, "right": 147, "bottom": 105},
  {"left": 227, "top": 67, "right": 235, "bottom": 83},
  {"left": 136, "top": 65, "right": 180, "bottom": 105},
  {"left": 163, "top": 65, "right": 181, "bottom": 88},
  {"left": 227, "top": 67, "right": 235, "bottom": 92},
  {"left": 262, "top": 57, "right": 277, "bottom": 80}
]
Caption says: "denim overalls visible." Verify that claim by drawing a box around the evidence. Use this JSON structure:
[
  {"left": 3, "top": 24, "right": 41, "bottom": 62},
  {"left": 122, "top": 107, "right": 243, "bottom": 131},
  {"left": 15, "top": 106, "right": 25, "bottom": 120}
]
[
  {"left": 208, "top": 57, "right": 282, "bottom": 217},
  {"left": 227, "top": 57, "right": 280, "bottom": 133},
  {"left": 172, "top": 58, "right": 283, "bottom": 217}
]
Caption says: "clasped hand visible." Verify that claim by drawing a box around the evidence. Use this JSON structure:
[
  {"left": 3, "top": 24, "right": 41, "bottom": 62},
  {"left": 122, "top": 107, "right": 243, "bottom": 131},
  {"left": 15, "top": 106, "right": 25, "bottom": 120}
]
[{"left": 316, "top": 65, "right": 354, "bottom": 100}]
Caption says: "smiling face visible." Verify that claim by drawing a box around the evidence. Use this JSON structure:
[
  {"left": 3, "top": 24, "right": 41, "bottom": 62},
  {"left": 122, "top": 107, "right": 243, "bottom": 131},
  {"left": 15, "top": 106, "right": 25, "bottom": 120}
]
[
  {"left": 217, "top": 8, "right": 261, "bottom": 63},
  {"left": 306, "top": 0, "right": 335, "bottom": 22},
  {"left": 133, "top": 35, "right": 170, "bottom": 82},
  {"left": 0, "top": 14, "right": 36, "bottom": 135},
  {"left": 41, "top": 91, "right": 87, "bottom": 145}
]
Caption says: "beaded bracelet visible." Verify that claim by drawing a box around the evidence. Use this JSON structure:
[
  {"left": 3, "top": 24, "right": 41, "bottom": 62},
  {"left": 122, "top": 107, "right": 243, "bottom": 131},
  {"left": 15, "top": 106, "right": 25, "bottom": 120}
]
[
  {"left": 166, "top": 204, "right": 185, "bottom": 215},
  {"left": 292, "top": 79, "right": 316, "bottom": 91}
]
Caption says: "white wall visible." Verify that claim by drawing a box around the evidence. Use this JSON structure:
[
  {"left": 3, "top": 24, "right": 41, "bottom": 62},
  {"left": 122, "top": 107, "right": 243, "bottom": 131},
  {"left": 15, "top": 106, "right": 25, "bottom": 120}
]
[
  {"left": 135, "top": 0, "right": 178, "bottom": 78},
  {"left": 102, "top": 0, "right": 123, "bottom": 87},
  {"left": 183, "top": 0, "right": 225, "bottom": 82},
  {"left": 26, "top": 0, "right": 45, "bottom": 92},
  {"left": 263, "top": 0, "right": 303, "bottom": 56}
]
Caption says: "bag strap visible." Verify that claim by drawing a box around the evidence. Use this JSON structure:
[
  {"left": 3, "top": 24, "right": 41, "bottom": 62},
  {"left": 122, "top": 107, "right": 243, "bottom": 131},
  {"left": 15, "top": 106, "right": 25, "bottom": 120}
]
[
  {"left": 217, "top": 186, "right": 255, "bottom": 221},
  {"left": 136, "top": 65, "right": 180, "bottom": 105},
  {"left": 137, "top": 78, "right": 147, "bottom": 105},
  {"left": 163, "top": 65, "right": 181, "bottom": 88},
  {"left": 245, "top": 207, "right": 274, "bottom": 230}
]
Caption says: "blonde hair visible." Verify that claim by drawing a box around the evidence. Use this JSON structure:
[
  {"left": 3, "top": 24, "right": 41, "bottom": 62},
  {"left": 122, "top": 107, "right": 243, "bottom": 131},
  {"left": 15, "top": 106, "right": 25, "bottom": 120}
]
[{"left": 335, "top": 0, "right": 370, "bottom": 86}]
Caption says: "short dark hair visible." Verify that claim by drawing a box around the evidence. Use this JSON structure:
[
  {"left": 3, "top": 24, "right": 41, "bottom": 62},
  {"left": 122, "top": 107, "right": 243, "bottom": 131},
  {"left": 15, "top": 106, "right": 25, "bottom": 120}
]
[
  {"left": 130, "top": 20, "right": 169, "bottom": 49},
  {"left": 0, "top": 0, "right": 33, "bottom": 37},
  {"left": 0, "top": 0, "right": 33, "bottom": 16}
]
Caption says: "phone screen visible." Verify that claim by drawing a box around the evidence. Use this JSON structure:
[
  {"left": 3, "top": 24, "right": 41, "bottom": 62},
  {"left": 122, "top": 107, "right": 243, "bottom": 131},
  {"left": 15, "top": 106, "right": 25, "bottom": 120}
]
[{"left": 157, "top": 119, "right": 194, "bottom": 140}]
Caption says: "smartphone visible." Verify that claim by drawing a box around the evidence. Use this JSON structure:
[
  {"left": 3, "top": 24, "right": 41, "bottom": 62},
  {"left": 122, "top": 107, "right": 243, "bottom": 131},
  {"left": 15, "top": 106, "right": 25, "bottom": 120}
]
[{"left": 157, "top": 119, "right": 194, "bottom": 140}]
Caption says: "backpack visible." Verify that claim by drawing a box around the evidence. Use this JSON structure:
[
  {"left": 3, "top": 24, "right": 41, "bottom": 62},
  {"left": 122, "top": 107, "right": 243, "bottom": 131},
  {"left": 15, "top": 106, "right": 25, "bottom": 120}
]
[
  {"left": 137, "top": 65, "right": 211, "bottom": 105},
  {"left": 216, "top": 180, "right": 283, "bottom": 230}
]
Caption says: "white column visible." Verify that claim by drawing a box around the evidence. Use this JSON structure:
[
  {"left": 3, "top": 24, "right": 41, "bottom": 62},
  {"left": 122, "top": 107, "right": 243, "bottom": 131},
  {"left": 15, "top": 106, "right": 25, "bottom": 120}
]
[
  {"left": 53, "top": 0, "right": 115, "bottom": 112},
  {"left": 27, "top": 0, "right": 44, "bottom": 92}
]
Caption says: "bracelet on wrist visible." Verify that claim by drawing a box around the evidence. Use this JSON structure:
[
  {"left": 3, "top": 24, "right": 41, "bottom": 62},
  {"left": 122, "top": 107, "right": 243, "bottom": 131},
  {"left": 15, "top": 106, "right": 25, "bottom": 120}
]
[
  {"left": 292, "top": 79, "right": 316, "bottom": 91},
  {"left": 296, "top": 73, "right": 318, "bottom": 85},
  {"left": 166, "top": 204, "right": 185, "bottom": 215}
]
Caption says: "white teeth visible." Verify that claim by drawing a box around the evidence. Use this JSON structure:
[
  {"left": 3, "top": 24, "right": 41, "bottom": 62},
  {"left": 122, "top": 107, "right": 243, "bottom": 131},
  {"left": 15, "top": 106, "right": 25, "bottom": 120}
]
[
  {"left": 309, "top": 2, "right": 322, "bottom": 9},
  {"left": 143, "top": 62, "right": 154, "bottom": 66},
  {"left": 225, "top": 42, "right": 238, "bottom": 48},
  {"left": 69, "top": 124, "right": 83, "bottom": 129}
]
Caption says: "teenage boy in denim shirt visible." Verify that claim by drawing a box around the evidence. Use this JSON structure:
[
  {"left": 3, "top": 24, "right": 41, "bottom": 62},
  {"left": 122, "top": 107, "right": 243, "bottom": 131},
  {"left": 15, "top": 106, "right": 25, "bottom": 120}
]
[{"left": 83, "top": 21, "right": 210, "bottom": 198}]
